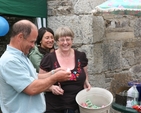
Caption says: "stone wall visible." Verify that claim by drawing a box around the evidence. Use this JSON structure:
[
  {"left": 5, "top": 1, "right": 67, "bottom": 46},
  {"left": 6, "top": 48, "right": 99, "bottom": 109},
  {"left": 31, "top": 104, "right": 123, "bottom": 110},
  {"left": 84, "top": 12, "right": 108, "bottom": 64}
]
[
  {"left": 47, "top": 0, "right": 107, "bottom": 86},
  {"left": 47, "top": 1, "right": 141, "bottom": 112}
]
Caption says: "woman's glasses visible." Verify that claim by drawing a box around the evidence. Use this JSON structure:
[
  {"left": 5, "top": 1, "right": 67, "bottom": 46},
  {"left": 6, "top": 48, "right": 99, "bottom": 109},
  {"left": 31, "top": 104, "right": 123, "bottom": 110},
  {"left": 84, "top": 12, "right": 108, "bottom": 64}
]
[{"left": 58, "top": 38, "right": 72, "bottom": 43}]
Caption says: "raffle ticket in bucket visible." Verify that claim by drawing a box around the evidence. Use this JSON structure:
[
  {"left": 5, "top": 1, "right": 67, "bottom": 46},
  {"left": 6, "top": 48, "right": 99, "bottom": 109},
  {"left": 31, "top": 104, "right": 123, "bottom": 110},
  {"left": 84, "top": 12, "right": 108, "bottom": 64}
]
[{"left": 76, "top": 87, "right": 113, "bottom": 113}]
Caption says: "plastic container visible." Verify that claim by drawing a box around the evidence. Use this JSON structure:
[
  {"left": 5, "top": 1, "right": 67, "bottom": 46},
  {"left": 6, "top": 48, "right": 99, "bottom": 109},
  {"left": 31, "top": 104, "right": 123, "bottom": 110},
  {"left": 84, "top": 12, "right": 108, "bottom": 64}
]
[
  {"left": 126, "top": 85, "right": 139, "bottom": 108},
  {"left": 75, "top": 87, "right": 113, "bottom": 113},
  {"left": 128, "top": 81, "right": 141, "bottom": 102}
]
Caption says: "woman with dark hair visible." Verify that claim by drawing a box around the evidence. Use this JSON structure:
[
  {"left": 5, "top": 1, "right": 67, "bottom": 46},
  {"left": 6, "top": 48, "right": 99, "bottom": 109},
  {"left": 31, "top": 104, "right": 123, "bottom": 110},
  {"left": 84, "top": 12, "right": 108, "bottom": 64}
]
[{"left": 29, "top": 27, "right": 55, "bottom": 72}]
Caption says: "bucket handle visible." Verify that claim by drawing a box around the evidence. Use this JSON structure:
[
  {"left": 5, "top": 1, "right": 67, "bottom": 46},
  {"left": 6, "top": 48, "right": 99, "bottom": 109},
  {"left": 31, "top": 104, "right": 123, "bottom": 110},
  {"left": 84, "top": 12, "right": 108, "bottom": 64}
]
[{"left": 107, "top": 109, "right": 110, "bottom": 113}]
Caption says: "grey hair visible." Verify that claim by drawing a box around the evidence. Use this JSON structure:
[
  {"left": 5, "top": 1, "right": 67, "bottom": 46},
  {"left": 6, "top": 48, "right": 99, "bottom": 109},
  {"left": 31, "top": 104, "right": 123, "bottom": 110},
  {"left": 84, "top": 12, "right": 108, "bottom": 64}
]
[{"left": 54, "top": 26, "right": 74, "bottom": 41}]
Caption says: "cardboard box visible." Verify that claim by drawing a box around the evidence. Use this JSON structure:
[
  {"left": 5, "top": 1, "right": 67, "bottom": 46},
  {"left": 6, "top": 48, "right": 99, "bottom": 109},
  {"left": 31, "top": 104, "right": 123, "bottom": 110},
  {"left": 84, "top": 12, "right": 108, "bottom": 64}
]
[{"left": 115, "top": 86, "right": 130, "bottom": 106}]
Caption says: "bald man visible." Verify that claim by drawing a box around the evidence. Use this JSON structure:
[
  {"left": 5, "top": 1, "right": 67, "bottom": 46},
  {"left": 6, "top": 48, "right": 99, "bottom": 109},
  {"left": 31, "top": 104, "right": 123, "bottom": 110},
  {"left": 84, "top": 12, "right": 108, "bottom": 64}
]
[{"left": 0, "top": 20, "right": 71, "bottom": 113}]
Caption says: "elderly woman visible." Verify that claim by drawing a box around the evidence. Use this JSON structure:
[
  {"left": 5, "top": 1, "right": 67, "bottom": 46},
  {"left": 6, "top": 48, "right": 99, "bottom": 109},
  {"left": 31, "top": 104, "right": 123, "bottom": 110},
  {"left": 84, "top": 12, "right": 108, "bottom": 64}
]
[
  {"left": 39, "top": 26, "right": 91, "bottom": 113},
  {"left": 29, "top": 27, "right": 54, "bottom": 72}
]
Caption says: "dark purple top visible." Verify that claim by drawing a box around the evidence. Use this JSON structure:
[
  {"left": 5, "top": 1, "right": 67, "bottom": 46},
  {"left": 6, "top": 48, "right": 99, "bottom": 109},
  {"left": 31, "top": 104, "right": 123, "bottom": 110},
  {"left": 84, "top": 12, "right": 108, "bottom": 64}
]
[{"left": 40, "top": 50, "right": 88, "bottom": 111}]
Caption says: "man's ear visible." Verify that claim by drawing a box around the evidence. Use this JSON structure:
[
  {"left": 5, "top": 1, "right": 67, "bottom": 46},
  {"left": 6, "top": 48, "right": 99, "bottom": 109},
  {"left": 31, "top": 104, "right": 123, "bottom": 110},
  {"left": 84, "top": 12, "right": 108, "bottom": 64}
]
[
  {"left": 16, "top": 33, "right": 24, "bottom": 43},
  {"left": 17, "top": 33, "right": 24, "bottom": 40}
]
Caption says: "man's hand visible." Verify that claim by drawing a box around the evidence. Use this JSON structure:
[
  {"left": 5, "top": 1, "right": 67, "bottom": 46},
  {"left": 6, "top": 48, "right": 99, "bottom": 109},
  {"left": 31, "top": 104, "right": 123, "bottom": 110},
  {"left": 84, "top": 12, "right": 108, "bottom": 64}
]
[{"left": 52, "top": 69, "right": 71, "bottom": 82}]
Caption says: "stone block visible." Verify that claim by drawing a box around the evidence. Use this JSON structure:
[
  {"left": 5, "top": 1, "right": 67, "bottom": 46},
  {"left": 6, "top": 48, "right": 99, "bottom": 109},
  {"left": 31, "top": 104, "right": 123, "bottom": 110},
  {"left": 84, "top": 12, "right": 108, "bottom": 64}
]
[
  {"left": 48, "top": 15, "right": 94, "bottom": 44},
  {"left": 93, "top": 43, "right": 103, "bottom": 74},
  {"left": 89, "top": 74, "right": 106, "bottom": 88},
  {"left": 134, "top": 18, "right": 141, "bottom": 37},
  {"left": 109, "top": 71, "right": 132, "bottom": 96},
  {"left": 129, "top": 64, "right": 141, "bottom": 78},
  {"left": 106, "top": 32, "right": 134, "bottom": 40},
  {"left": 93, "top": 16, "right": 105, "bottom": 43},
  {"left": 103, "top": 40, "right": 122, "bottom": 71},
  {"left": 77, "top": 45, "right": 94, "bottom": 75},
  {"left": 74, "top": 0, "right": 107, "bottom": 14}
]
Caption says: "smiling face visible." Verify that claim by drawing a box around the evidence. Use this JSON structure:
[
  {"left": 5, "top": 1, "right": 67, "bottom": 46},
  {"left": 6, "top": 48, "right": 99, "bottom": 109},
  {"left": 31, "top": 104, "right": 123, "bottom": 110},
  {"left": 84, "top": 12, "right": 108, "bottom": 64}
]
[
  {"left": 20, "top": 29, "right": 38, "bottom": 55},
  {"left": 9, "top": 20, "right": 39, "bottom": 55},
  {"left": 55, "top": 26, "right": 74, "bottom": 52},
  {"left": 57, "top": 36, "right": 73, "bottom": 51},
  {"left": 40, "top": 31, "right": 54, "bottom": 49}
]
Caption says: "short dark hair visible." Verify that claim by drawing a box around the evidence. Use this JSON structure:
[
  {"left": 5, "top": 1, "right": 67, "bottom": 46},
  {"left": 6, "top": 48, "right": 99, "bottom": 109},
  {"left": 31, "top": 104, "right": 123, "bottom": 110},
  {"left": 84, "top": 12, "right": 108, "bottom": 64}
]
[{"left": 36, "top": 27, "right": 54, "bottom": 45}]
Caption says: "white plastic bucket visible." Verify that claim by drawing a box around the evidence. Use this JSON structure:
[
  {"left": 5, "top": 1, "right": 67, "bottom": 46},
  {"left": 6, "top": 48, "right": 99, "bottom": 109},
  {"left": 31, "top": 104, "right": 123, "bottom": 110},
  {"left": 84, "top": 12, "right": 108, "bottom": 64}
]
[{"left": 75, "top": 87, "right": 113, "bottom": 113}]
